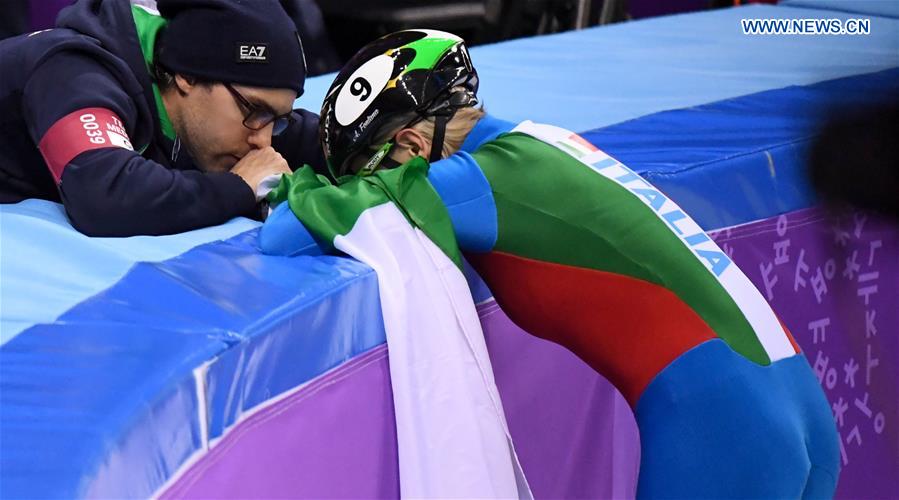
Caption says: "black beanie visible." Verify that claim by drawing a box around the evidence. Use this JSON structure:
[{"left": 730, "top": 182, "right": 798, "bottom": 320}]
[{"left": 157, "top": 0, "right": 306, "bottom": 95}]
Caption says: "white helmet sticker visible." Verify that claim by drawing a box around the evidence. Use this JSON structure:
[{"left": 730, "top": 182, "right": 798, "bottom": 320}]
[{"left": 335, "top": 54, "right": 394, "bottom": 127}]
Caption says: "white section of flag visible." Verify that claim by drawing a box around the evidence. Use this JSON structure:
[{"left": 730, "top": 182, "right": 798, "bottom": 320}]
[
  {"left": 333, "top": 202, "right": 531, "bottom": 499},
  {"left": 255, "top": 173, "right": 284, "bottom": 203}
]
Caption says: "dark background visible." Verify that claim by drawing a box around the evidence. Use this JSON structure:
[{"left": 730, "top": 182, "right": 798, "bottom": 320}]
[{"left": 2, "top": 0, "right": 777, "bottom": 76}]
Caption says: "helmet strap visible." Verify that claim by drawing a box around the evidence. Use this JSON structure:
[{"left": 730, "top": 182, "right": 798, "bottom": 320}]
[
  {"left": 429, "top": 112, "right": 452, "bottom": 163},
  {"left": 358, "top": 141, "right": 394, "bottom": 176}
]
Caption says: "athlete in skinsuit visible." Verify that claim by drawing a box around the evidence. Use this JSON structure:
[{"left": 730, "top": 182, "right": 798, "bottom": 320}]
[{"left": 262, "top": 30, "right": 841, "bottom": 498}]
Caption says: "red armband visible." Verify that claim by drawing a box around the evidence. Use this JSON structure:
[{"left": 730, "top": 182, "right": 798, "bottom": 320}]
[{"left": 38, "top": 107, "right": 135, "bottom": 183}]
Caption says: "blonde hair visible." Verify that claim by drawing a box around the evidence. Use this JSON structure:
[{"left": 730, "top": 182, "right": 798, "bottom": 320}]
[
  {"left": 401, "top": 106, "right": 486, "bottom": 159},
  {"left": 349, "top": 105, "right": 486, "bottom": 173}
]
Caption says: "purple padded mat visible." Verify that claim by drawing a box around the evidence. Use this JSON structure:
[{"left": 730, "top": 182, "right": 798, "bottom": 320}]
[
  {"left": 710, "top": 207, "right": 898, "bottom": 499},
  {"left": 161, "top": 303, "right": 642, "bottom": 499}
]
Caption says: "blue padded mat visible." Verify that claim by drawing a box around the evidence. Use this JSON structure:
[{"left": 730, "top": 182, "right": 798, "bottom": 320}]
[
  {"left": 299, "top": 4, "right": 899, "bottom": 133},
  {"left": 1, "top": 220, "right": 385, "bottom": 498},
  {"left": 0, "top": 200, "right": 258, "bottom": 343},
  {"left": 583, "top": 68, "right": 899, "bottom": 229}
]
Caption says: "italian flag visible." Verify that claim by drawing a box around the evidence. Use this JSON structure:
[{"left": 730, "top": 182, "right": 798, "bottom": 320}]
[
  {"left": 269, "top": 164, "right": 531, "bottom": 499},
  {"left": 465, "top": 121, "right": 801, "bottom": 407}
]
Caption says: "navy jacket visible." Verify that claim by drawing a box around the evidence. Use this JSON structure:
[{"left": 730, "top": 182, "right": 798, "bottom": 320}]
[{"left": 0, "top": 0, "right": 324, "bottom": 236}]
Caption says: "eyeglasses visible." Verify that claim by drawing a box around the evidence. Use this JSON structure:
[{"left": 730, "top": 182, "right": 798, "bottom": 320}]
[{"left": 223, "top": 83, "right": 294, "bottom": 136}]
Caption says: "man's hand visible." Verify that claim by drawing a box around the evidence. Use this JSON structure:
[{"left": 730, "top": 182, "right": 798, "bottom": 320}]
[{"left": 231, "top": 147, "right": 291, "bottom": 193}]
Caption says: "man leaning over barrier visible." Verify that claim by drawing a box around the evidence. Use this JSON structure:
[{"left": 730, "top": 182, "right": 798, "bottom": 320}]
[
  {"left": 261, "top": 30, "right": 841, "bottom": 498},
  {"left": 0, "top": 0, "right": 324, "bottom": 236}
]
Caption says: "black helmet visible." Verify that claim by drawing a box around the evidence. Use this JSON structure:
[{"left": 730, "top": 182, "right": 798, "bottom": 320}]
[{"left": 320, "top": 29, "right": 479, "bottom": 178}]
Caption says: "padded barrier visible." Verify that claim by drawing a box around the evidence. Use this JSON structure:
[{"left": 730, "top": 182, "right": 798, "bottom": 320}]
[
  {"left": 582, "top": 68, "right": 899, "bottom": 229},
  {"left": 300, "top": 4, "right": 899, "bottom": 132}
]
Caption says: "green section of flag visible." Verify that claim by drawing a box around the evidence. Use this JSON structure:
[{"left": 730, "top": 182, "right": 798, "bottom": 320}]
[
  {"left": 131, "top": 6, "right": 175, "bottom": 141},
  {"left": 473, "top": 132, "right": 770, "bottom": 365},
  {"left": 269, "top": 158, "right": 463, "bottom": 269}
]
